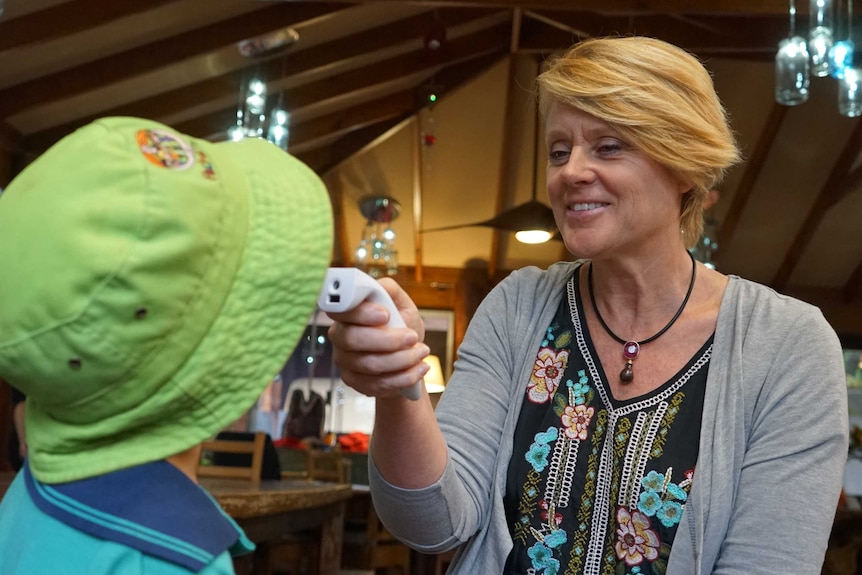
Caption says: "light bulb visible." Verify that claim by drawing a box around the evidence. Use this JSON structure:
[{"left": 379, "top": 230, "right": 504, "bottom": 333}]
[{"left": 515, "top": 229, "right": 552, "bottom": 244}]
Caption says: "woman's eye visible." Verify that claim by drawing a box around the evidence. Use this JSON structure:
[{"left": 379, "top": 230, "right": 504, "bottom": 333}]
[
  {"left": 549, "top": 148, "right": 569, "bottom": 163},
  {"left": 596, "top": 140, "right": 624, "bottom": 155}
]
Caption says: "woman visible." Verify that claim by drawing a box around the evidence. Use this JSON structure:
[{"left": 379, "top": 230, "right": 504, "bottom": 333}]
[{"left": 326, "top": 37, "right": 848, "bottom": 574}]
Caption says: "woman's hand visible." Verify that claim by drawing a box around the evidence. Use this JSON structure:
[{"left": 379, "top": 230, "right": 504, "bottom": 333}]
[{"left": 325, "top": 277, "right": 430, "bottom": 399}]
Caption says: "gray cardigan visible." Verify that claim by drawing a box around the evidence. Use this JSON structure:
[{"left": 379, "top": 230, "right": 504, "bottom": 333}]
[{"left": 369, "top": 262, "right": 849, "bottom": 574}]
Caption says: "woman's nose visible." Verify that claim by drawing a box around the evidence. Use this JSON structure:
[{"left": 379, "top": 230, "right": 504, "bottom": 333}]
[{"left": 560, "top": 149, "right": 596, "bottom": 185}]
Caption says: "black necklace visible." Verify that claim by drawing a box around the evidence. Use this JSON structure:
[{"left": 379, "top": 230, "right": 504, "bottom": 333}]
[{"left": 588, "top": 251, "right": 696, "bottom": 384}]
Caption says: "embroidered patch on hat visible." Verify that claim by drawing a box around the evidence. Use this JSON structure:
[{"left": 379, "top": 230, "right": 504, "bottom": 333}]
[{"left": 137, "top": 129, "right": 195, "bottom": 170}]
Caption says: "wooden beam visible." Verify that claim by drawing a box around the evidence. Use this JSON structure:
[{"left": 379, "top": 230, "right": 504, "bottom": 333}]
[
  {"left": 0, "top": 3, "right": 351, "bottom": 118},
  {"left": 282, "top": 1, "right": 800, "bottom": 17},
  {"left": 412, "top": 117, "right": 425, "bottom": 283},
  {"left": 20, "top": 6, "right": 497, "bottom": 155},
  {"left": 166, "top": 29, "right": 508, "bottom": 150},
  {"left": 301, "top": 116, "right": 410, "bottom": 174},
  {"left": 716, "top": 103, "right": 786, "bottom": 267},
  {"left": 0, "top": 0, "right": 179, "bottom": 51},
  {"left": 772, "top": 120, "right": 862, "bottom": 291},
  {"left": 518, "top": 9, "right": 787, "bottom": 56},
  {"left": 280, "top": 21, "right": 511, "bottom": 112},
  {"left": 489, "top": 53, "right": 534, "bottom": 278}
]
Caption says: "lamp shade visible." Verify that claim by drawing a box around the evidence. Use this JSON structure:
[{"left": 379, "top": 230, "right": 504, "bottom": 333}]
[{"left": 423, "top": 354, "right": 446, "bottom": 394}]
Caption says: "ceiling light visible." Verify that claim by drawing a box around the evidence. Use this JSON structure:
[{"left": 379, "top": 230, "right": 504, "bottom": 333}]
[{"left": 515, "top": 229, "right": 553, "bottom": 244}]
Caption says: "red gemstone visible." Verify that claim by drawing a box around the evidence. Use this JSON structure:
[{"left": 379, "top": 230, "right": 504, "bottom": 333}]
[{"left": 623, "top": 341, "right": 640, "bottom": 360}]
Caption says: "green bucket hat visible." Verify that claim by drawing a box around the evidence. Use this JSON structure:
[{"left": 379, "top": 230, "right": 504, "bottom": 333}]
[{"left": 0, "top": 117, "right": 333, "bottom": 484}]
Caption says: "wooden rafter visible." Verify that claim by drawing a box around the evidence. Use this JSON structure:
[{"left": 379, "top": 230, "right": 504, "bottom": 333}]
[
  {"left": 716, "top": 103, "right": 787, "bottom": 267},
  {"left": 772, "top": 121, "right": 862, "bottom": 291},
  {"left": 0, "top": 3, "right": 351, "bottom": 119}
]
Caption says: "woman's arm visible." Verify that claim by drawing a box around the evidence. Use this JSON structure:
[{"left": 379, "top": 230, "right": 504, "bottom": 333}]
[{"left": 713, "top": 305, "right": 848, "bottom": 574}]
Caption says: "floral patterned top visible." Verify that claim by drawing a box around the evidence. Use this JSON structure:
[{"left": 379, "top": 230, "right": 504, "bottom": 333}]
[{"left": 503, "top": 266, "right": 712, "bottom": 575}]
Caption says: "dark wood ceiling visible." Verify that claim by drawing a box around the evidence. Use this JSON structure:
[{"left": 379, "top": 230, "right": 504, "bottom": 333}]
[{"left": 2, "top": 0, "right": 862, "bottom": 338}]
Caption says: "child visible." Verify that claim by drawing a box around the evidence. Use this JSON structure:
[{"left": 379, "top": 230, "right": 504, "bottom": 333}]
[{"left": 0, "top": 117, "right": 334, "bottom": 573}]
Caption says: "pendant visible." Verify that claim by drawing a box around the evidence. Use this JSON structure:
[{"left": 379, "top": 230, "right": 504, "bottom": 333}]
[{"left": 620, "top": 341, "right": 640, "bottom": 384}]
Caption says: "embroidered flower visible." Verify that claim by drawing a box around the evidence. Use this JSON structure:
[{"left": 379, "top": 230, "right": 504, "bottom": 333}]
[
  {"left": 666, "top": 483, "right": 688, "bottom": 502},
  {"left": 637, "top": 491, "right": 663, "bottom": 517},
  {"left": 615, "top": 507, "right": 660, "bottom": 566},
  {"left": 561, "top": 404, "right": 594, "bottom": 440},
  {"left": 544, "top": 529, "right": 567, "bottom": 549},
  {"left": 637, "top": 468, "right": 689, "bottom": 529},
  {"left": 656, "top": 500, "right": 684, "bottom": 528},
  {"left": 641, "top": 470, "right": 665, "bottom": 492},
  {"left": 528, "top": 348, "right": 569, "bottom": 403},
  {"left": 528, "top": 542, "right": 561, "bottom": 574},
  {"left": 534, "top": 427, "right": 558, "bottom": 446},
  {"left": 526, "top": 443, "right": 551, "bottom": 472}
]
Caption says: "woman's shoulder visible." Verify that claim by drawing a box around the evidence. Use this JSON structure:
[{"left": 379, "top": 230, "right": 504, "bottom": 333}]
[
  {"left": 500, "top": 260, "right": 583, "bottom": 290},
  {"left": 722, "top": 275, "right": 837, "bottom": 340},
  {"left": 724, "top": 275, "right": 824, "bottom": 316}
]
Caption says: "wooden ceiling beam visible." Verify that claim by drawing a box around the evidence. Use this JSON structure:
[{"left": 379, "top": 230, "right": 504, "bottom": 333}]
[
  {"left": 772, "top": 120, "right": 862, "bottom": 291},
  {"left": 165, "top": 25, "right": 508, "bottom": 145},
  {"left": 716, "top": 103, "right": 787, "bottom": 267},
  {"left": 0, "top": 0, "right": 179, "bottom": 51},
  {"left": 299, "top": 116, "right": 410, "bottom": 174},
  {"left": 169, "top": 47, "right": 504, "bottom": 169},
  {"left": 281, "top": 21, "right": 511, "bottom": 111},
  {"left": 19, "top": 6, "right": 497, "bottom": 155},
  {"left": 0, "top": 2, "right": 351, "bottom": 118},
  {"left": 489, "top": 54, "right": 520, "bottom": 279},
  {"left": 287, "top": 0, "right": 799, "bottom": 17},
  {"left": 300, "top": 46, "right": 508, "bottom": 174},
  {"left": 288, "top": 92, "right": 416, "bottom": 154},
  {"left": 518, "top": 9, "right": 786, "bottom": 55}
]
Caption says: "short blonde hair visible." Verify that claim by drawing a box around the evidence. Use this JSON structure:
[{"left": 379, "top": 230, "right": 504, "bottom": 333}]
[{"left": 537, "top": 36, "right": 740, "bottom": 247}]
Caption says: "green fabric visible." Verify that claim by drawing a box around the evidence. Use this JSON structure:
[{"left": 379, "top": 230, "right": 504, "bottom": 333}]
[{"left": 0, "top": 117, "right": 334, "bottom": 483}]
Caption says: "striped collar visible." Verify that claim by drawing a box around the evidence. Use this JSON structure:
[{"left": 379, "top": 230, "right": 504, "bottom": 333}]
[{"left": 24, "top": 460, "right": 253, "bottom": 571}]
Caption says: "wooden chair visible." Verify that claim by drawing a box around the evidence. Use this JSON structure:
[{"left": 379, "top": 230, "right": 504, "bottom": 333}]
[
  {"left": 269, "top": 442, "right": 352, "bottom": 575},
  {"left": 341, "top": 490, "right": 411, "bottom": 574},
  {"left": 304, "top": 445, "right": 351, "bottom": 484},
  {"left": 197, "top": 431, "right": 267, "bottom": 484}
]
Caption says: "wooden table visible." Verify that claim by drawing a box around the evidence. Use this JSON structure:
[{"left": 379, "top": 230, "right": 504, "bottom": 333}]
[{"left": 201, "top": 477, "right": 353, "bottom": 575}]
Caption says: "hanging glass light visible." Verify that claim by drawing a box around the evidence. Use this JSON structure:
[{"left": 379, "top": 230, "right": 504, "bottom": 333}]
[
  {"left": 227, "top": 109, "right": 244, "bottom": 142},
  {"left": 810, "top": 0, "right": 836, "bottom": 77},
  {"left": 354, "top": 196, "right": 400, "bottom": 278},
  {"left": 830, "top": 0, "right": 855, "bottom": 78},
  {"left": 840, "top": 67, "right": 862, "bottom": 116},
  {"left": 266, "top": 107, "right": 290, "bottom": 151},
  {"left": 240, "top": 79, "right": 267, "bottom": 138},
  {"left": 776, "top": 0, "right": 811, "bottom": 105}
]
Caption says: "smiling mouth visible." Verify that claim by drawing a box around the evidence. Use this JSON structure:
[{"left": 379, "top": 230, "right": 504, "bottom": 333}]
[{"left": 571, "top": 202, "right": 606, "bottom": 212}]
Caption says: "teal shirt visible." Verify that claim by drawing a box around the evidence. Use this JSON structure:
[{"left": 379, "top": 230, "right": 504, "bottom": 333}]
[{"left": 0, "top": 461, "right": 254, "bottom": 574}]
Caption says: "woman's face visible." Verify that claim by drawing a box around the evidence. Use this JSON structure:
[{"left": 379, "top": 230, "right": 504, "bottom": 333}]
[{"left": 545, "top": 102, "right": 689, "bottom": 261}]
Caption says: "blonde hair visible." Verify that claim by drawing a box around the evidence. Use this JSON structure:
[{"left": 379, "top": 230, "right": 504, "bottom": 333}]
[{"left": 537, "top": 36, "right": 740, "bottom": 247}]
